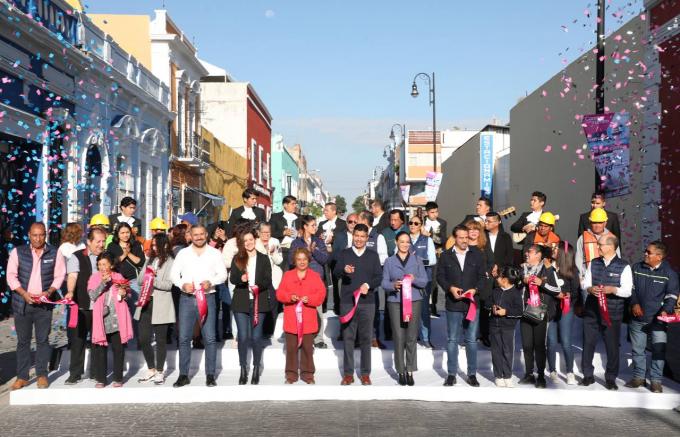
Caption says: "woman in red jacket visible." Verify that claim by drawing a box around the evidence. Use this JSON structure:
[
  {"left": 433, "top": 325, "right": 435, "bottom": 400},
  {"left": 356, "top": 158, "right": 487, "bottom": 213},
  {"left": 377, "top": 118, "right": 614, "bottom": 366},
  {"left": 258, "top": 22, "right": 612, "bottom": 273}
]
[{"left": 276, "top": 247, "right": 326, "bottom": 384}]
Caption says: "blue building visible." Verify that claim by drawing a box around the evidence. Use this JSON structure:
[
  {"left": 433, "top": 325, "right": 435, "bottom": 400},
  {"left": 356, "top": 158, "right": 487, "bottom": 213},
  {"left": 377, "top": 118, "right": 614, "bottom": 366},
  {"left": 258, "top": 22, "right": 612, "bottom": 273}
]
[{"left": 270, "top": 134, "right": 299, "bottom": 212}]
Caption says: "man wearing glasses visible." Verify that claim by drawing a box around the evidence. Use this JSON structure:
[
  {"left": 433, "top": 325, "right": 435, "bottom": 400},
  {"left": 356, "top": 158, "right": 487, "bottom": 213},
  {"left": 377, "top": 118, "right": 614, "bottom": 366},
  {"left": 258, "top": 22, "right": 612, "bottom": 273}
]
[
  {"left": 575, "top": 208, "right": 619, "bottom": 283},
  {"left": 626, "top": 241, "right": 678, "bottom": 393},
  {"left": 580, "top": 234, "right": 632, "bottom": 390}
]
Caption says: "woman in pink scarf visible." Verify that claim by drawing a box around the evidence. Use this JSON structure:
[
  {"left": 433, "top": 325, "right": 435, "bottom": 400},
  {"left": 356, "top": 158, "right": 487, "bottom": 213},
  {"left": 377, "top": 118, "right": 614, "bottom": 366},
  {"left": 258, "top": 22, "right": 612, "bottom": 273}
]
[{"left": 88, "top": 252, "right": 134, "bottom": 388}]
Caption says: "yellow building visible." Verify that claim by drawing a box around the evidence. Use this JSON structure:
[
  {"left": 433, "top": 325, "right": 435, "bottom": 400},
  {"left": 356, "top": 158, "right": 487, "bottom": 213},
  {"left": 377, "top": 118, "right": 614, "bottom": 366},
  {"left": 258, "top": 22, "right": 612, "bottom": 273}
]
[{"left": 201, "top": 127, "right": 248, "bottom": 223}]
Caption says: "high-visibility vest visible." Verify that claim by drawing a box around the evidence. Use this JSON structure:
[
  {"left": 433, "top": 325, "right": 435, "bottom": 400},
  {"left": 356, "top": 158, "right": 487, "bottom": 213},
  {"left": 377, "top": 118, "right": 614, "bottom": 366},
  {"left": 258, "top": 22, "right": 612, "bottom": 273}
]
[{"left": 583, "top": 230, "right": 600, "bottom": 266}]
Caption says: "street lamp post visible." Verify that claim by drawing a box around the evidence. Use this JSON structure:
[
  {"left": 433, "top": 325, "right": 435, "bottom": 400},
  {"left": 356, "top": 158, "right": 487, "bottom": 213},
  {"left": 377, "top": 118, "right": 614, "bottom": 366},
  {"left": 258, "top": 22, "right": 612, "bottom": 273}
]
[{"left": 410, "top": 72, "right": 437, "bottom": 172}]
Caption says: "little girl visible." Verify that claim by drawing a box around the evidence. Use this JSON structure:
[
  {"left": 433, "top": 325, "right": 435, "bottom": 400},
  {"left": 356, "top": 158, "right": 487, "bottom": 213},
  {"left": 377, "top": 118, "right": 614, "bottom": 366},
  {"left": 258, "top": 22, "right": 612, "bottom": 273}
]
[
  {"left": 88, "top": 252, "right": 134, "bottom": 388},
  {"left": 489, "top": 266, "right": 524, "bottom": 388}
]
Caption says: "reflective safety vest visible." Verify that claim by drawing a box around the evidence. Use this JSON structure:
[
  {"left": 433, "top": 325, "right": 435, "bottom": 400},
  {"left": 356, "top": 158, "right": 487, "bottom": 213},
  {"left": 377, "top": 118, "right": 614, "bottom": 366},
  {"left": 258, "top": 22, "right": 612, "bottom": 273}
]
[{"left": 583, "top": 230, "right": 600, "bottom": 267}]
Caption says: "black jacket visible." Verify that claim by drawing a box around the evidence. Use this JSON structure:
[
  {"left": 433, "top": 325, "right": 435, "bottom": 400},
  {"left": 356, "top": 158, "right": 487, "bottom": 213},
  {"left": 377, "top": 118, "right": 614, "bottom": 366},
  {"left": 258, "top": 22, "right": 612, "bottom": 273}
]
[
  {"left": 436, "top": 246, "right": 487, "bottom": 312},
  {"left": 490, "top": 285, "right": 524, "bottom": 329},
  {"left": 577, "top": 209, "right": 621, "bottom": 240},
  {"left": 510, "top": 211, "right": 536, "bottom": 234},
  {"left": 227, "top": 206, "right": 266, "bottom": 235},
  {"left": 333, "top": 248, "right": 383, "bottom": 306},
  {"left": 108, "top": 214, "right": 142, "bottom": 235},
  {"left": 316, "top": 218, "right": 347, "bottom": 239},
  {"left": 425, "top": 217, "right": 448, "bottom": 248},
  {"left": 269, "top": 211, "right": 298, "bottom": 241},
  {"left": 107, "top": 241, "right": 145, "bottom": 282},
  {"left": 229, "top": 252, "right": 273, "bottom": 313},
  {"left": 485, "top": 230, "right": 514, "bottom": 269},
  {"left": 373, "top": 212, "right": 390, "bottom": 234}
]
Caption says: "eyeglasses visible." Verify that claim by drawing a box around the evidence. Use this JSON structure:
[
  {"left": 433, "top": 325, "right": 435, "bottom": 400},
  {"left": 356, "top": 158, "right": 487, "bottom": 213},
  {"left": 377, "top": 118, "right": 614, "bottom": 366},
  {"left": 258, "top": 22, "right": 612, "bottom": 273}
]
[
  {"left": 347, "top": 220, "right": 357, "bottom": 224},
  {"left": 408, "top": 221, "right": 421, "bottom": 226},
  {"left": 645, "top": 250, "right": 659, "bottom": 256}
]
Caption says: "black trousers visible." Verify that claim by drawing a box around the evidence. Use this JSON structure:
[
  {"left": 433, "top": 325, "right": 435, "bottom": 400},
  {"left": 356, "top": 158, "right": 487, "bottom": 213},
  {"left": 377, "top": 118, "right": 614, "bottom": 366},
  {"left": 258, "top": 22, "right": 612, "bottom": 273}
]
[
  {"left": 93, "top": 331, "right": 124, "bottom": 384},
  {"left": 342, "top": 303, "right": 375, "bottom": 376},
  {"left": 490, "top": 323, "right": 516, "bottom": 379},
  {"left": 431, "top": 262, "right": 440, "bottom": 308},
  {"left": 582, "top": 314, "right": 622, "bottom": 382},
  {"left": 68, "top": 309, "right": 92, "bottom": 378},
  {"left": 520, "top": 317, "right": 547, "bottom": 375},
  {"left": 138, "top": 301, "right": 170, "bottom": 371}
]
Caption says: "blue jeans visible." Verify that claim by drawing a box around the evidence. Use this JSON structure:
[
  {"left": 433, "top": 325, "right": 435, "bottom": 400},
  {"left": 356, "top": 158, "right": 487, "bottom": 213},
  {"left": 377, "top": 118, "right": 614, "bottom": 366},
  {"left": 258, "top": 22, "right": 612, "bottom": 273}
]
[
  {"left": 446, "top": 308, "right": 479, "bottom": 376},
  {"left": 547, "top": 306, "right": 575, "bottom": 373},
  {"left": 419, "top": 282, "right": 432, "bottom": 342},
  {"left": 178, "top": 293, "right": 217, "bottom": 376},
  {"left": 630, "top": 319, "right": 667, "bottom": 382},
  {"left": 234, "top": 311, "right": 267, "bottom": 368}
]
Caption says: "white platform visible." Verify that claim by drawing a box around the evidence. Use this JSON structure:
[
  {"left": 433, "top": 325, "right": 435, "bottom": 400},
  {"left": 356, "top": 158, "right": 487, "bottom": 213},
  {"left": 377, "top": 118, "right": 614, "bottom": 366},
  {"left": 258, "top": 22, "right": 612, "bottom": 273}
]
[{"left": 10, "top": 313, "right": 680, "bottom": 409}]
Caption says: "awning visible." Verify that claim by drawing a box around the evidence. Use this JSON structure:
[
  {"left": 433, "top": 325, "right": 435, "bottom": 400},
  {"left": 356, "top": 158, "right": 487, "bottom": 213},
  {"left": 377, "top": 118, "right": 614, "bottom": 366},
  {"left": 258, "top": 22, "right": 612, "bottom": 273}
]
[{"left": 185, "top": 186, "right": 225, "bottom": 207}]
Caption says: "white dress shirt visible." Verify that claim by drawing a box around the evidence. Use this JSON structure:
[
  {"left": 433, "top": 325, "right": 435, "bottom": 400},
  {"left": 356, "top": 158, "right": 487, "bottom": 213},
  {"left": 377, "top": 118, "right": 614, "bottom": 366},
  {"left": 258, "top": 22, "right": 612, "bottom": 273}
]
[
  {"left": 241, "top": 207, "right": 256, "bottom": 220},
  {"left": 376, "top": 234, "right": 389, "bottom": 266},
  {"left": 281, "top": 212, "right": 298, "bottom": 247},
  {"left": 454, "top": 246, "right": 469, "bottom": 271},
  {"left": 488, "top": 232, "right": 498, "bottom": 253},
  {"left": 171, "top": 245, "right": 228, "bottom": 294}
]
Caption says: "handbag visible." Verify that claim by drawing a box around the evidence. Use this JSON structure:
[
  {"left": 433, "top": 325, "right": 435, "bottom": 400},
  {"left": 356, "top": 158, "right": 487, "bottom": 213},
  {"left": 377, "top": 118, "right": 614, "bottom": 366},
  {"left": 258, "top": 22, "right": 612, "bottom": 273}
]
[{"left": 523, "top": 302, "right": 547, "bottom": 322}]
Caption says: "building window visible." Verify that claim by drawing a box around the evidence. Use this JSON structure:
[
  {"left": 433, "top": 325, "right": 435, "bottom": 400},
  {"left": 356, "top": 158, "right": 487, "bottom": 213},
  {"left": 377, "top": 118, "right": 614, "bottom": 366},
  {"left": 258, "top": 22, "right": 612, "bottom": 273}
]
[
  {"left": 251, "top": 140, "right": 257, "bottom": 181},
  {"left": 116, "top": 154, "right": 134, "bottom": 202},
  {"left": 258, "top": 146, "right": 263, "bottom": 184}
]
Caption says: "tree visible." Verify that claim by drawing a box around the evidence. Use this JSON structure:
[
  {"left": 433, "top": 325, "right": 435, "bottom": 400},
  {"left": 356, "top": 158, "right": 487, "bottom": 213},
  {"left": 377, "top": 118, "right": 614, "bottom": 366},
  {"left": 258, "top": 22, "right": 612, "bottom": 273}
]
[
  {"left": 307, "top": 202, "right": 323, "bottom": 218},
  {"left": 334, "top": 195, "right": 347, "bottom": 215},
  {"left": 352, "top": 195, "right": 366, "bottom": 214}
]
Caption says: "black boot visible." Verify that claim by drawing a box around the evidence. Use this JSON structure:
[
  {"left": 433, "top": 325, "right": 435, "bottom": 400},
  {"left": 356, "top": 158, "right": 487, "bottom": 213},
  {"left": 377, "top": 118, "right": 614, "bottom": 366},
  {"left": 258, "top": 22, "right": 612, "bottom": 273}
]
[
  {"left": 251, "top": 365, "right": 260, "bottom": 385},
  {"left": 239, "top": 366, "right": 248, "bottom": 385},
  {"left": 398, "top": 373, "right": 407, "bottom": 386}
]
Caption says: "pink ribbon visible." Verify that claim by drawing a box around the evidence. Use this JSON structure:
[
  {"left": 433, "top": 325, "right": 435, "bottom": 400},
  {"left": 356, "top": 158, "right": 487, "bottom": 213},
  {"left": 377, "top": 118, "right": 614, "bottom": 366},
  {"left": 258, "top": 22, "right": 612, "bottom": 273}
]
[
  {"left": 195, "top": 285, "right": 208, "bottom": 325},
  {"left": 657, "top": 314, "right": 680, "bottom": 323},
  {"left": 295, "top": 300, "right": 304, "bottom": 347},
  {"left": 461, "top": 290, "right": 477, "bottom": 321},
  {"left": 35, "top": 296, "right": 79, "bottom": 328},
  {"left": 402, "top": 274, "right": 413, "bottom": 322},
  {"left": 561, "top": 293, "right": 571, "bottom": 314},
  {"left": 527, "top": 276, "right": 541, "bottom": 307},
  {"left": 250, "top": 285, "right": 260, "bottom": 326},
  {"left": 136, "top": 266, "right": 155, "bottom": 308},
  {"left": 339, "top": 288, "right": 362, "bottom": 324},
  {"left": 597, "top": 290, "right": 612, "bottom": 327},
  {"left": 111, "top": 277, "right": 130, "bottom": 302}
]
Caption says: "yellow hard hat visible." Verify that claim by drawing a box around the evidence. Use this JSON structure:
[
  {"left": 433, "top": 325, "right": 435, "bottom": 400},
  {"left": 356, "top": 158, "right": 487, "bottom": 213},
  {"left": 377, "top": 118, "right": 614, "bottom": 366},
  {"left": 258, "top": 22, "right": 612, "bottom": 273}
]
[
  {"left": 538, "top": 212, "right": 556, "bottom": 226},
  {"left": 149, "top": 217, "right": 169, "bottom": 231},
  {"left": 589, "top": 207, "right": 608, "bottom": 223},
  {"left": 89, "top": 213, "right": 110, "bottom": 226}
]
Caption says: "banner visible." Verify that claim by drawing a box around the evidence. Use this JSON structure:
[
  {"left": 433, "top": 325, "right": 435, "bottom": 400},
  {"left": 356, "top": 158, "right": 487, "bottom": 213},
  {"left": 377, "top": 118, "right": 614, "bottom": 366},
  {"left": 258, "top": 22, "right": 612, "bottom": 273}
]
[
  {"left": 425, "top": 171, "right": 443, "bottom": 202},
  {"left": 582, "top": 112, "right": 631, "bottom": 198},
  {"left": 480, "top": 133, "right": 494, "bottom": 199}
]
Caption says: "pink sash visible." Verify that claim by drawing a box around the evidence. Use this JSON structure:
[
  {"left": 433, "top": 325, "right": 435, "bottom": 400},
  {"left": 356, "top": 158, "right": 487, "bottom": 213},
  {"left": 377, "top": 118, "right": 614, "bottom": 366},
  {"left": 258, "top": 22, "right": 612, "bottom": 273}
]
[
  {"left": 461, "top": 290, "right": 478, "bottom": 321},
  {"left": 527, "top": 276, "right": 541, "bottom": 307},
  {"left": 561, "top": 294, "right": 571, "bottom": 314},
  {"left": 295, "top": 300, "right": 304, "bottom": 347},
  {"left": 195, "top": 285, "right": 208, "bottom": 325},
  {"left": 402, "top": 274, "right": 414, "bottom": 322},
  {"left": 136, "top": 266, "right": 155, "bottom": 308},
  {"left": 657, "top": 314, "right": 680, "bottom": 323},
  {"left": 250, "top": 285, "right": 260, "bottom": 326},
  {"left": 598, "top": 291, "right": 612, "bottom": 327},
  {"left": 339, "top": 288, "right": 362, "bottom": 324},
  {"left": 36, "top": 295, "right": 79, "bottom": 328}
]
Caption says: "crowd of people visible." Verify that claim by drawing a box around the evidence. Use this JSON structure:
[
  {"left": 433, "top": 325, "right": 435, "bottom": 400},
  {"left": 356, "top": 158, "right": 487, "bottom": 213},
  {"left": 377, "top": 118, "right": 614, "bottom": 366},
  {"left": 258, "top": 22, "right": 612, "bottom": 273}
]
[{"left": 6, "top": 189, "right": 679, "bottom": 393}]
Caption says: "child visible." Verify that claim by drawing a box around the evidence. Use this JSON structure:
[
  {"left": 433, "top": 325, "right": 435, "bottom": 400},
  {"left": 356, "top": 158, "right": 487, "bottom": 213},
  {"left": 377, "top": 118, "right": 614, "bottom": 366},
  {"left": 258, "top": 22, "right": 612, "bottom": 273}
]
[
  {"left": 490, "top": 266, "right": 524, "bottom": 387},
  {"left": 88, "top": 252, "right": 134, "bottom": 388}
]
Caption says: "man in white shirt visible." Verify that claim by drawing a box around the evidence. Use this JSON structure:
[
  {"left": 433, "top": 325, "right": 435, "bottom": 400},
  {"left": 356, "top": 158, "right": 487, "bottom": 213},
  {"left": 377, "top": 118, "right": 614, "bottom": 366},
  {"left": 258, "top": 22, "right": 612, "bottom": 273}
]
[
  {"left": 579, "top": 234, "right": 632, "bottom": 390},
  {"left": 170, "top": 226, "right": 228, "bottom": 388}
]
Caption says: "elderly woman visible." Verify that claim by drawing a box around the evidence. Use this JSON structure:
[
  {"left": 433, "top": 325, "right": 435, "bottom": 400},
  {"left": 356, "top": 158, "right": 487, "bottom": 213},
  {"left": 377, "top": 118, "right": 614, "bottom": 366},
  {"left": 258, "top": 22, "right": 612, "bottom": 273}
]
[
  {"left": 276, "top": 248, "right": 326, "bottom": 384},
  {"left": 381, "top": 231, "right": 428, "bottom": 386}
]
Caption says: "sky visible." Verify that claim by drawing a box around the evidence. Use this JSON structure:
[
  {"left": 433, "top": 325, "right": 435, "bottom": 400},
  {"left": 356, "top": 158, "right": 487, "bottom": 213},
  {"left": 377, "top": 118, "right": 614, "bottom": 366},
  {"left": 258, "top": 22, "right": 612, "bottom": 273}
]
[{"left": 85, "top": 0, "right": 644, "bottom": 202}]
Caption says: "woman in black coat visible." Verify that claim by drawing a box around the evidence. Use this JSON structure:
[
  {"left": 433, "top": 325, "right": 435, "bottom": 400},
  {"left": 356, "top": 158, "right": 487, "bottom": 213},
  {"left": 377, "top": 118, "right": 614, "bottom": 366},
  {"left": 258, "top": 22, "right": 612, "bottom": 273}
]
[{"left": 229, "top": 230, "right": 273, "bottom": 385}]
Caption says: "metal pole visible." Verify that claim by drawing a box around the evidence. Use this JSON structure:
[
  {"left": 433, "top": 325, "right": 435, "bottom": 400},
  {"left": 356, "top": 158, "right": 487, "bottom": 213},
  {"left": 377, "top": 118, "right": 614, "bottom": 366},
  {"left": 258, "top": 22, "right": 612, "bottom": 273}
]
[
  {"left": 596, "top": 0, "right": 605, "bottom": 114},
  {"left": 432, "top": 72, "right": 437, "bottom": 172}
]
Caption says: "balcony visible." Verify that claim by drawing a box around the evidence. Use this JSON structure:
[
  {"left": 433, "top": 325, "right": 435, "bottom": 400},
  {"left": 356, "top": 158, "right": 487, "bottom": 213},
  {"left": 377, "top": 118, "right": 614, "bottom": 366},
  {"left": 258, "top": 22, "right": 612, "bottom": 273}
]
[{"left": 175, "top": 134, "right": 209, "bottom": 169}]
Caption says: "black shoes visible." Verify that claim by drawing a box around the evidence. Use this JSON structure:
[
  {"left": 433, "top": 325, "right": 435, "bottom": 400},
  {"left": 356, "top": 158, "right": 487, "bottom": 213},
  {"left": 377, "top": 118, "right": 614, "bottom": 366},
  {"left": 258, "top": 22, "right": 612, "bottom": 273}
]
[
  {"left": 64, "top": 375, "right": 82, "bottom": 385},
  {"left": 519, "top": 374, "right": 536, "bottom": 385},
  {"left": 443, "top": 375, "right": 457, "bottom": 386},
  {"left": 206, "top": 375, "right": 217, "bottom": 387},
  {"left": 239, "top": 366, "right": 248, "bottom": 385},
  {"left": 605, "top": 380, "right": 618, "bottom": 391},
  {"left": 467, "top": 375, "right": 480, "bottom": 387},
  {"left": 406, "top": 373, "right": 415, "bottom": 386},
  {"left": 314, "top": 341, "right": 328, "bottom": 349},
  {"left": 251, "top": 366, "right": 260, "bottom": 385},
  {"left": 579, "top": 376, "right": 595, "bottom": 386},
  {"left": 398, "top": 373, "right": 407, "bottom": 386},
  {"left": 535, "top": 375, "right": 547, "bottom": 388},
  {"left": 173, "top": 375, "right": 190, "bottom": 388},
  {"left": 223, "top": 333, "right": 234, "bottom": 341}
]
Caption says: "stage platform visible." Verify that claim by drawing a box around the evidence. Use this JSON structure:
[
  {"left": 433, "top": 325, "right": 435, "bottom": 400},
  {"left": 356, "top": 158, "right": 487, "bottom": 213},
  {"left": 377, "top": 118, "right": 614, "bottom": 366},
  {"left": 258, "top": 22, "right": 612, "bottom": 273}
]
[{"left": 10, "top": 313, "right": 680, "bottom": 409}]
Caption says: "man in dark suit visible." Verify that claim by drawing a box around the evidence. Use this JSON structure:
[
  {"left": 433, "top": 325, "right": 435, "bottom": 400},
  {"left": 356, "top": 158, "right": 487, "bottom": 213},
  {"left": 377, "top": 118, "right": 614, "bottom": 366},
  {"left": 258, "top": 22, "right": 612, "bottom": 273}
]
[
  {"left": 577, "top": 192, "right": 621, "bottom": 240},
  {"left": 317, "top": 202, "right": 346, "bottom": 313},
  {"left": 226, "top": 188, "right": 266, "bottom": 236},
  {"left": 269, "top": 195, "right": 298, "bottom": 265},
  {"left": 510, "top": 191, "right": 546, "bottom": 244},
  {"left": 460, "top": 197, "right": 491, "bottom": 226},
  {"left": 421, "top": 201, "right": 448, "bottom": 318},
  {"left": 371, "top": 199, "right": 390, "bottom": 234},
  {"left": 437, "top": 225, "right": 487, "bottom": 388},
  {"left": 331, "top": 213, "right": 358, "bottom": 315},
  {"left": 484, "top": 212, "right": 514, "bottom": 272},
  {"left": 108, "top": 196, "right": 142, "bottom": 236}
]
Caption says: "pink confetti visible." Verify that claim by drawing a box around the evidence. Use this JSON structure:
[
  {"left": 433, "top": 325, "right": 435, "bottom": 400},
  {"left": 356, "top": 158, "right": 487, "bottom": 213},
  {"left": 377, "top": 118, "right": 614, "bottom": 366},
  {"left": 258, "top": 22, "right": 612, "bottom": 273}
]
[
  {"left": 542, "top": 90, "right": 547, "bottom": 97},
  {"left": 544, "top": 145, "right": 552, "bottom": 152},
  {"left": 561, "top": 144, "right": 568, "bottom": 150}
]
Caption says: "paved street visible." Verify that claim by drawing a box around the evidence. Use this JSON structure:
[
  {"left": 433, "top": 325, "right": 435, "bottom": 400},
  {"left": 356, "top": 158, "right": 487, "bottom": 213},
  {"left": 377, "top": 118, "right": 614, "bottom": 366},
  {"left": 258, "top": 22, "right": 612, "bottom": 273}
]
[{"left": 1, "top": 398, "right": 679, "bottom": 436}]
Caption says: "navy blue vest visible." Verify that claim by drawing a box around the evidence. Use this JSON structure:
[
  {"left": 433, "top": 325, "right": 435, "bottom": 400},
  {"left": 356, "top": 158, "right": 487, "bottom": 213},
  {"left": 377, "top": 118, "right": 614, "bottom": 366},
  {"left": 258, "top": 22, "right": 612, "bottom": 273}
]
[
  {"left": 366, "top": 228, "right": 379, "bottom": 252},
  {"left": 410, "top": 234, "right": 430, "bottom": 265},
  {"left": 589, "top": 256, "right": 629, "bottom": 318},
  {"left": 12, "top": 245, "right": 58, "bottom": 315}
]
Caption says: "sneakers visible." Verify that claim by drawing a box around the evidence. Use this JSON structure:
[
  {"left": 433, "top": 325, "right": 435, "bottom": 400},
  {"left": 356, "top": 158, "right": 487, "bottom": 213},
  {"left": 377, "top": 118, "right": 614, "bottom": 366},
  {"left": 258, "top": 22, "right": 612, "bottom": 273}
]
[
  {"left": 153, "top": 372, "right": 165, "bottom": 385},
  {"left": 566, "top": 373, "right": 577, "bottom": 385},
  {"left": 549, "top": 371, "right": 559, "bottom": 382},
  {"left": 504, "top": 378, "right": 515, "bottom": 388},
  {"left": 495, "top": 378, "right": 506, "bottom": 387},
  {"left": 112, "top": 382, "right": 123, "bottom": 388},
  {"left": 95, "top": 382, "right": 105, "bottom": 388},
  {"left": 137, "top": 369, "right": 157, "bottom": 383}
]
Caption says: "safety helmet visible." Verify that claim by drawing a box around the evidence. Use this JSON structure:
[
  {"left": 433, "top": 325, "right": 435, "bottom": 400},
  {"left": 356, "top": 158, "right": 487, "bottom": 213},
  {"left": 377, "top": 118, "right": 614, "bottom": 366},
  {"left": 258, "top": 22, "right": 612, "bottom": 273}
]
[
  {"left": 89, "top": 214, "right": 110, "bottom": 226},
  {"left": 538, "top": 212, "right": 556, "bottom": 226},
  {"left": 589, "top": 208, "right": 608, "bottom": 223},
  {"left": 149, "top": 217, "right": 169, "bottom": 231}
]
